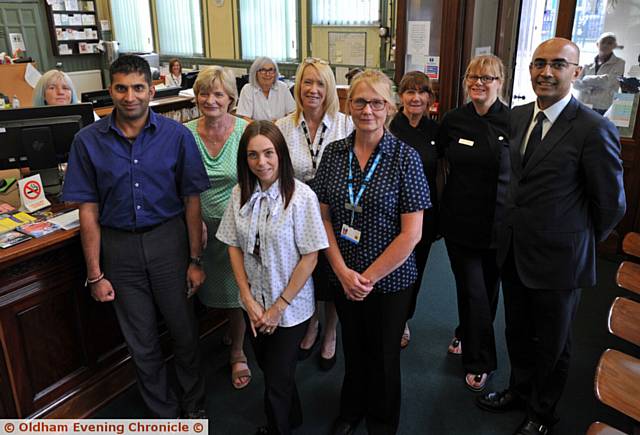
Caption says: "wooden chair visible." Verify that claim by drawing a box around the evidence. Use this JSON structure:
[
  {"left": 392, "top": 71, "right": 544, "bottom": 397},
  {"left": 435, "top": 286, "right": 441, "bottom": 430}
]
[
  {"left": 622, "top": 232, "right": 640, "bottom": 258},
  {"left": 608, "top": 297, "right": 640, "bottom": 347},
  {"left": 617, "top": 232, "right": 640, "bottom": 296},
  {"left": 586, "top": 421, "right": 627, "bottom": 435},
  {"left": 594, "top": 349, "right": 640, "bottom": 422}
]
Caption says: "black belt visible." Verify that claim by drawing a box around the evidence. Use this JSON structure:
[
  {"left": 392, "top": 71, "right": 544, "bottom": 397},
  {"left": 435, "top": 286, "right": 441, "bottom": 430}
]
[{"left": 106, "top": 221, "right": 165, "bottom": 234}]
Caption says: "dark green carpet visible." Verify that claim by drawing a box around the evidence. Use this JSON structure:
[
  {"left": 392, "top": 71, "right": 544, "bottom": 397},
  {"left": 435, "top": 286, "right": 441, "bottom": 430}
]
[{"left": 93, "top": 240, "right": 639, "bottom": 434}]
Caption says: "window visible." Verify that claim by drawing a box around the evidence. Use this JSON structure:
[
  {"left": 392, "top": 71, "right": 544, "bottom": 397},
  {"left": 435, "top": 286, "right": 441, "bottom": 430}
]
[
  {"left": 155, "top": 0, "right": 203, "bottom": 56},
  {"left": 239, "top": 0, "right": 298, "bottom": 61},
  {"left": 312, "top": 0, "right": 380, "bottom": 26},
  {"left": 110, "top": 0, "right": 154, "bottom": 53}
]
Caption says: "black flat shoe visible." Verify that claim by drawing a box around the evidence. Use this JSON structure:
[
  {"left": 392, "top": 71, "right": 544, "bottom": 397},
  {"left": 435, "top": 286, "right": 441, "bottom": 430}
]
[
  {"left": 330, "top": 418, "right": 357, "bottom": 435},
  {"left": 319, "top": 352, "right": 337, "bottom": 371},
  {"left": 513, "top": 418, "right": 551, "bottom": 435},
  {"left": 476, "top": 389, "right": 525, "bottom": 413},
  {"left": 298, "top": 323, "right": 322, "bottom": 361}
]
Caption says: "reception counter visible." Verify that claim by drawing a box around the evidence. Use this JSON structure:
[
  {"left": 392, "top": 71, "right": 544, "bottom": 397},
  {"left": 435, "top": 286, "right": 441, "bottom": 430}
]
[{"left": 0, "top": 213, "right": 224, "bottom": 418}]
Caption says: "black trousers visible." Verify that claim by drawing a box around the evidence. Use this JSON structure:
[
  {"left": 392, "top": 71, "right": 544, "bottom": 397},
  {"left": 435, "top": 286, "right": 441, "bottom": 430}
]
[
  {"left": 101, "top": 217, "right": 205, "bottom": 418},
  {"left": 501, "top": 249, "right": 581, "bottom": 425},
  {"left": 334, "top": 286, "right": 413, "bottom": 435},
  {"left": 407, "top": 240, "right": 433, "bottom": 319},
  {"left": 245, "top": 312, "right": 309, "bottom": 435},
  {"left": 445, "top": 239, "right": 499, "bottom": 374}
]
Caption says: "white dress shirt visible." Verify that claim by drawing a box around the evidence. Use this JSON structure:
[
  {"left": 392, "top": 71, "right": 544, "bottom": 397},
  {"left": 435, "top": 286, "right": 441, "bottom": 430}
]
[
  {"left": 521, "top": 92, "right": 573, "bottom": 156},
  {"left": 216, "top": 179, "right": 329, "bottom": 327},
  {"left": 276, "top": 111, "right": 354, "bottom": 182},
  {"left": 236, "top": 81, "right": 296, "bottom": 121}
]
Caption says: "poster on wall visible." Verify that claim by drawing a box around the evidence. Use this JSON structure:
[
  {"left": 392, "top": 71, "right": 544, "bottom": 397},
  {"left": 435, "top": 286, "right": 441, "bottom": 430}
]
[
  {"left": 328, "top": 32, "right": 366, "bottom": 66},
  {"left": 9, "top": 33, "right": 26, "bottom": 53},
  {"left": 407, "top": 21, "right": 430, "bottom": 56}
]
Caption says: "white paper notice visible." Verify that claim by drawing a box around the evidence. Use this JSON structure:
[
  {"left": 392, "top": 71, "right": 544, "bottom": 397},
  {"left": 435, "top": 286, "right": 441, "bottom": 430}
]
[
  {"left": 335, "top": 66, "right": 349, "bottom": 86},
  {"left": 407, "top": 21, "right": 430, "bottom": 56},
  {"left": 475, "top": 46, "right": 492, "bottom": 56},
  {"left": 24, "top": 63, "right": 42, "bottom": 88},
  {"left": 9, "top": 33, "right": 26, "bottom": 53},
  {"left": 609, "top": 93, "right": 634, "bottom": 127}
]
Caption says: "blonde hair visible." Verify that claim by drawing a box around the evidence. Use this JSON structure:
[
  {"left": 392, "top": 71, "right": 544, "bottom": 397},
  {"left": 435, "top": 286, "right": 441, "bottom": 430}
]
[
  {"left": 193, "top": 66, "right": 238, "bottom": 112},
  {"left": 346, "top": 69, "right": 397, "bottom": 121},
  {"left": 293, "top": 59, "right": 339, "bottom": 124},
  {"left": 32, "top": 70, "right": 78, "bottom": 106},
  {"left": 464, "top": 54, "right": 505, "bottom": 98}
]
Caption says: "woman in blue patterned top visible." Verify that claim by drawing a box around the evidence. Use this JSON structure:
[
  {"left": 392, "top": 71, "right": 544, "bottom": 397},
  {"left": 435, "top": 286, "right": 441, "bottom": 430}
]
[{"left": 313, "top": 70, "right": 431, "bottom": 434}]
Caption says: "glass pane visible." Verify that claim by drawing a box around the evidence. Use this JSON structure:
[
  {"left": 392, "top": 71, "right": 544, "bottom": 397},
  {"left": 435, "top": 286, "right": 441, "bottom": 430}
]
[
  {"left": 511, "top": 0, "right": 560, "bottom": 107},
  {"left": 156, "top": 0, "right": 203, "bottom": 56},
  {"left": 110, "top": 0, "right": 153, "bottom": 53},
  {"left": 404, "top": 0, "right": 443, "bottom": 73},
  {"left": 240, "top": 0, "right": 298, "bottom": 61},
  {"left": 571, "top": 0, "right": 640, "bottom": 137}
]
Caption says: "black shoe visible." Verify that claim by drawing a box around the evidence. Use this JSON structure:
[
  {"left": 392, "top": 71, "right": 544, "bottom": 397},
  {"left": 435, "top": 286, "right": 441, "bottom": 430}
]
[
  {"left": 476, "top": 389, "right": 524, "bottom": 413},
  {"left": 254, "top": 426, "right": 270, "bottom": 435},
  {"left": 183, "top": 408, "right": 207, "bottom": 419},
  {"left": 319, "top": 352, "right": 337, "bottom": 371},
  {"left": 330, "top": 418, "right": 357, "bottom": 435},
  {"left": 298, "top": 323, "right": 322, "bottom": 361},
  {"left": 513, "top": 419, "right": 551, "bottom": 435}
]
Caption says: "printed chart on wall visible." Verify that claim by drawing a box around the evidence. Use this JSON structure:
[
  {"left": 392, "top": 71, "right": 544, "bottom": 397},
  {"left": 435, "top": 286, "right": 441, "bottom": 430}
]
[{"left": 328, "top": 32, "right": 366, "bottom": 66}]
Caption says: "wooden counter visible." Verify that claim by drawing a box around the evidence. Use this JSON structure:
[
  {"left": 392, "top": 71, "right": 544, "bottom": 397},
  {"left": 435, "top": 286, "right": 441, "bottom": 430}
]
[{"left": 0, "top": 209, "right": 225, "bottom": 418}]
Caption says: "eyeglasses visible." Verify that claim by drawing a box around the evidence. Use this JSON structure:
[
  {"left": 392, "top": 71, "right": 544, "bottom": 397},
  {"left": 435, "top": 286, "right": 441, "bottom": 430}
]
[
  {"left": 465, "top": 75, "right": 500, "bottom": 84},
  {"left": 350, "top": 98, "right": 386, "bottom": 111},
  {"left": 304, "top": 57, "right": 329, "bottom": 65},
  {"left": 530, "top": 60, "right": 579, "bottom": 70},
  {"left": 258, "top": 68, "right": 276, "bottom": 75}
]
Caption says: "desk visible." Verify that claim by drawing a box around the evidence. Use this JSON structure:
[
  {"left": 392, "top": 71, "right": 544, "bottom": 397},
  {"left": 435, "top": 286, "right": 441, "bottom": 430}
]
[
  {"left": 0, "top": 205, "right": 224, "bottom": 418},
  {"left": 95, "top": 95, "right": 196, "bottom": 118}
]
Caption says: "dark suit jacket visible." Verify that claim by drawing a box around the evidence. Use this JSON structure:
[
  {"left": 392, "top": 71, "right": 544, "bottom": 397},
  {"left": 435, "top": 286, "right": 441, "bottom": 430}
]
[{"left": 497, "top": 96, "right": 626, "bottom": 289}]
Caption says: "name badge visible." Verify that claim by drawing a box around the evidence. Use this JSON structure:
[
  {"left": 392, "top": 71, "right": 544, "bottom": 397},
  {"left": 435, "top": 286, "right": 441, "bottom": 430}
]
[
  {"left": 340, "top": 224, "right": 361, "bottom": 244},
  {"left": 458, "top": 138, "right": 474, "bottom": 146},
  {"left": 344, "top": 202, "right": 363, "bottom": 213}
]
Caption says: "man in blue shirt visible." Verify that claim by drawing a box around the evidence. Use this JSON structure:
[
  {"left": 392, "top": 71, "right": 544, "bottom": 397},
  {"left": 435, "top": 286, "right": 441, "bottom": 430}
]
[{"left": 62, "top": 55, "right": 210, "bottom": 418}]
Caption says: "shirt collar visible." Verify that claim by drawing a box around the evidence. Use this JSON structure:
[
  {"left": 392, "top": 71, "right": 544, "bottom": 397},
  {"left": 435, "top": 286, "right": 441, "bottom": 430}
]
[
  {"left": 253, "top": 179, "right": 281, "bottom": 199},
  {"left": 296, "top": 112, "right": 334, "bottom": 130},
  {"left": 101, "top": 108, "right": 158, "bottom": 135},
  {"left": 340, "top": 129, "right": 393, "bottom": 156},
  {"left": 534, "top": 92, "right": 572, "bottom": 125}
]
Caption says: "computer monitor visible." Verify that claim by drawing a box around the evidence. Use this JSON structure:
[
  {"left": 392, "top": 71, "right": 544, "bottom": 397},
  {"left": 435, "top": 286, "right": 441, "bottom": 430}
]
[
  {"left": 182, "top": 70, "right": 200, "bottom": 90},
  {"left": 0, "top": 103, "right": 94, "bottom": 188}
]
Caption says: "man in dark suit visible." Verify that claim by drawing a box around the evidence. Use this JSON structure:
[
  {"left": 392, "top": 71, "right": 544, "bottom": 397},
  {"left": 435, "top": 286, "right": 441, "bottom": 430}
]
[{"left": 476, "top": 38, "right": 626, "bottom": 435}]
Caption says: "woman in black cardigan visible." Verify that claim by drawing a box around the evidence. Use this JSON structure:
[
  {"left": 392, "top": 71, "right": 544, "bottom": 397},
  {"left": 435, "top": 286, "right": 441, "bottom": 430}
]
[
  {"left": 389, "top": 71, "right": 439, "bottom": 349},
  {"left": 438, "top": 55, "right": 510, "bottom": 391}
]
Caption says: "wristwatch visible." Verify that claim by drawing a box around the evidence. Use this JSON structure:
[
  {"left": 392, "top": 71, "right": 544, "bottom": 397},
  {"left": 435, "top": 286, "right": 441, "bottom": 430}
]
[{"left": 189, "top": 256, "right": 203, "bottom": 267}]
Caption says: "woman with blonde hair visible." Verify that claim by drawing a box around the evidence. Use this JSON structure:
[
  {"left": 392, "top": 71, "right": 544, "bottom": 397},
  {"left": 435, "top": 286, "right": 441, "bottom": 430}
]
[
  {"left": 236, "top": 56, "right": 296, "bottom": 121},
  {"left": 313, "top": 70, "right": 430, "bottom": 434},
  {"left": 438, "top": 54, "right": 510, "bottom": 391},
  {"left": 185, "top": 66, "right": 251, "bottom": 389},
  {"left": 276, "top": 57, "right": 353, "bottom": 370},
  {"left": 32, "top": 70, "right": 79, "bottom": 106}
]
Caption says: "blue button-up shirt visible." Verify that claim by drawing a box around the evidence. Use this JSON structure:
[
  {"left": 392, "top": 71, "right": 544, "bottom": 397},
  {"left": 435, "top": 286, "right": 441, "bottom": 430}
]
[
  {"left": 62, "top": 110, "right": 210, "bottom": 230},
  {"left": 312, "top": 130, "right": 431, "bottom": 293}
]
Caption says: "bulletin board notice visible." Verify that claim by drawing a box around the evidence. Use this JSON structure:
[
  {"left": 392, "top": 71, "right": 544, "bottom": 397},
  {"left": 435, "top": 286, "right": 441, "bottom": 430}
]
[{"left": 328, "top": 32, "right": 366, "bottom": 66}]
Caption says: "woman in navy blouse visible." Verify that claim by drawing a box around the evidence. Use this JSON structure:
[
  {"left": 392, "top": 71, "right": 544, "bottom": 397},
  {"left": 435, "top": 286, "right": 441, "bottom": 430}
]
[
  {"left": 438, "top": 55, "right": 510, "bottom": 392},
  {"left": 313, "top": 70, "right": 430, "bottom": 435}
]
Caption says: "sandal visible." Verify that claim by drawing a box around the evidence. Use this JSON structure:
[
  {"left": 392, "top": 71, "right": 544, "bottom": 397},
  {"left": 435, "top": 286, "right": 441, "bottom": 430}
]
[
  {"left": 230, "top": 354, "right": 252, "bottom": 390},
  {"left": 447, "top": 337, "right": 462, "bottom": 355},
  {"left": 465, "top": 372, "right": 490, "bottom": 392},
  {"left": 400, "top": 323, "right": 411, "bottom": 349}
]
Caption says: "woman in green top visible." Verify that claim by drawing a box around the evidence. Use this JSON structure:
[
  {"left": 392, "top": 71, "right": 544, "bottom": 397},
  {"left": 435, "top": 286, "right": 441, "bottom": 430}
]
[{"left": 186, "top": 66, "right": 250, "bottom": 389}]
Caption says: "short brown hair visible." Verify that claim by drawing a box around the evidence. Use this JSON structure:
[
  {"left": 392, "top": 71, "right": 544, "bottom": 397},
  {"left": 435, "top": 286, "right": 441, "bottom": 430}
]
[{"left": 398, "top": 71, "right": 432, "bottom": 95}]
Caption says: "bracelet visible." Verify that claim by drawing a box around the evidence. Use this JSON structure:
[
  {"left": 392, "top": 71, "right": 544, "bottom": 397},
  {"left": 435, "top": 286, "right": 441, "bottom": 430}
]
[
  {"left": 85, "top": 272, "right": 104, "bottom": 287},
  {"left": 279, "top": 294, "right": 291, "bottom": 306}
]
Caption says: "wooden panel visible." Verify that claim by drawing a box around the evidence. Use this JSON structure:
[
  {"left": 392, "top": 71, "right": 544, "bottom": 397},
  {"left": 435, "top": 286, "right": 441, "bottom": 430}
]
[
  {"left": 622, "top": 232, "right": 640, "bottom": 258},
  {"left": 586, "top": 422, "right": 627, "bottom": 435},
  {"left": 0, "top": 344, "right": 17, "bottom": 418},
  {"left": 594, "top": 349, "right": 640, "bottom": 422},
  {"left": 616, "top": 262, "right": 640, "bottom": 296},
  {"left": 608, "top": 297, "right": 640, "bottom": 347},
  {"left": 437, "top": 0, "right": 465, "bottom": 117},
  {"left": 0, "top": 63, "right": 36, "bottom": 108}
]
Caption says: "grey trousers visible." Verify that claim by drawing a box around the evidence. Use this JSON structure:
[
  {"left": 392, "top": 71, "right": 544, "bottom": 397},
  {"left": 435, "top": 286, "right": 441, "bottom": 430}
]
[{"left": 101, "top": 216, "right": 205, "bottom": 417}]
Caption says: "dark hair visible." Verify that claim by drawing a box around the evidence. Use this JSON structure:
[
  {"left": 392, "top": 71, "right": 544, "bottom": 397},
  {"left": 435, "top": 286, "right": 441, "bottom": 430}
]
[
  {"left": 237, "top": 121, "right": 295, "bottom": 209},
  {"left": 168, "top": 58, "right": 182, "bottom": 73},
  {"left": 110, "top": 55, "right": 152, "bottom": 85},
  {"left": 399, "top": 71, "right": 432, "bottom": 95}
]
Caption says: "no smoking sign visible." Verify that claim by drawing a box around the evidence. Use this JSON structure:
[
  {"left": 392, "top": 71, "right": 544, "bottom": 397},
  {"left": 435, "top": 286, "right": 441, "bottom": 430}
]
[{"left": 23, "top": 180, "right": 42, "bottom": 200}]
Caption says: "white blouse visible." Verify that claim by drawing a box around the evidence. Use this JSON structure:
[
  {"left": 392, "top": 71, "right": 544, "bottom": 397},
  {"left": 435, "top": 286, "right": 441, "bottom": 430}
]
[
  {"left": 236, "top": 81, "right": 296, "bottom": 121},
  {"left": 165, "top": 73, "right": 182, "bottom": 88},
  {"left": 276, "top": 111, "right": 354, "bottom": 182},
  {"left": 216, "top": 179, "right": 329, "bottom": 327}
]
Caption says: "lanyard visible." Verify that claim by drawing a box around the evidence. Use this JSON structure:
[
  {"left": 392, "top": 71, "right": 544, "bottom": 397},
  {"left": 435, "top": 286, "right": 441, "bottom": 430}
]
[
  {"left": 347, "top": 149, "right": 381, "bottom": 224},
  {"left": 300, "top": 120, "right": 328, "bottom": 169}
]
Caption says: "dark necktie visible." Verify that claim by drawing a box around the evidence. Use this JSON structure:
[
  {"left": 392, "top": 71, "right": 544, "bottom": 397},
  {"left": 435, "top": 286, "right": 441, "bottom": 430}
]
[{"left": 523, "top": 112, "right": 546, "bottom": 166}]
